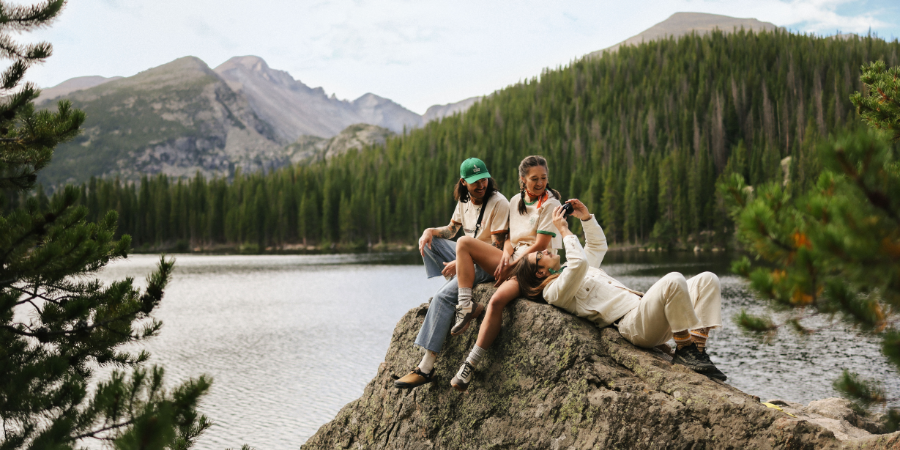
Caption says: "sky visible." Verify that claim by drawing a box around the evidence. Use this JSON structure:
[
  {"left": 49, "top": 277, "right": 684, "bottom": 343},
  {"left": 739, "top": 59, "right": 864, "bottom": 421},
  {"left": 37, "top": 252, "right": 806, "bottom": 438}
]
[{"left": 16, "top": 0, "right": 900, "bottom": 114}]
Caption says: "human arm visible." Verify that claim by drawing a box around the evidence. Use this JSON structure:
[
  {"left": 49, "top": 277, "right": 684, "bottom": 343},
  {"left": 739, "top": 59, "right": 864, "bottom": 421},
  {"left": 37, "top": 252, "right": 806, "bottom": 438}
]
[
  {"left": 564, "top": 199, "right": 607, "bottom": 268},
  {"left": 490, "top": 231, "right": 507, "bottom": 251},
  {"left": 543, "top": 206, "right": 590, "bottom": 309},
  {"left": 418, "top": 220, "right": 461, "bottom": 256}
]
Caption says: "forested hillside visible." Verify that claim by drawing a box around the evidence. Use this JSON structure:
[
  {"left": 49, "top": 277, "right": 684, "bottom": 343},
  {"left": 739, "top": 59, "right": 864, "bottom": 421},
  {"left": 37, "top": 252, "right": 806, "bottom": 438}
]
[{"left": 23, "top": 29, "right": 900, "bottom": 250}]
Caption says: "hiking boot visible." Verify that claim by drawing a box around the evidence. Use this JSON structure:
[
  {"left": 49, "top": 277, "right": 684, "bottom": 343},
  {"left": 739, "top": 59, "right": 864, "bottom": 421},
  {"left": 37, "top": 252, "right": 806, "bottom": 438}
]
[
  {"left": 450, "top": 361, "right": 475, "bottom": 392},
  {"left": 450, "top": 303, "right": 485, "bottom": 336},
  {"left": 393, "top": 367, "right": 434, "bottom": 389},
  {"left": 672, "top": 343, "right": 716, "bottom": 373},
  {"left": 695, "top": 348, "right": 728, "bottom": 381}
]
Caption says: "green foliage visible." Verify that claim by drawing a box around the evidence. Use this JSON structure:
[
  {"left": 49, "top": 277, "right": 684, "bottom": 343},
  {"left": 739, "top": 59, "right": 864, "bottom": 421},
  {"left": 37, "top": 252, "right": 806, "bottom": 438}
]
[
  {"left": 851, "top": 60, "right": 900, "bottom": 142},
  {"left": 723, "top": 61, "right": 900, "bottom": 429},
  {"left": 0, "top": 2, "right": 214, "bottom": 447},
  {"left": 0, "top": 0, "right": 82, "bottom": 191},
  {"left": 733, "top": 309, "right": 777, "bottom": 341}
]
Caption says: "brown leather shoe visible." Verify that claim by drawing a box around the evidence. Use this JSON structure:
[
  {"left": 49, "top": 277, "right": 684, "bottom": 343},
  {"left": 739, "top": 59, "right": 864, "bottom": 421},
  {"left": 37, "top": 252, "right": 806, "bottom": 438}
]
[
  {"left": 450, "top": 303, "right": 485, "bottom": 336},
  {"left": 393, "top": 367, "right": 434, "bottom": 389}
]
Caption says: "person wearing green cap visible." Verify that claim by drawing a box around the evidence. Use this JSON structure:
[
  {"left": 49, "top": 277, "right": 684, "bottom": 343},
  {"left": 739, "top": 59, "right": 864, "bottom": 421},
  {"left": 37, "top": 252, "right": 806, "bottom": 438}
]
[{"left": 393, "top": 158, "right": 511, "bottom": 390}]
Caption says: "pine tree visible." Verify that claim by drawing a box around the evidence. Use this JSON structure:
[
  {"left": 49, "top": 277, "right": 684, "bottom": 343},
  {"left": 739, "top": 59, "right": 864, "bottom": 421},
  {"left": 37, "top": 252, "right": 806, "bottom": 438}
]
[
  {"left": 721, "top": 61, "right": 900, "bottom": 431},
  {"left": 0, "top": 2, "right": 212, "bottom": 447}
]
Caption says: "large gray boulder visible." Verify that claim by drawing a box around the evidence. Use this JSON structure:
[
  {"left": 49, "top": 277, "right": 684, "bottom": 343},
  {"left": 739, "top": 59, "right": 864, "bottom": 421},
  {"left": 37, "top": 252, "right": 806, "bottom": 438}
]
[{"left": 303, "top": 285, "right": 899, "bottom": 449}]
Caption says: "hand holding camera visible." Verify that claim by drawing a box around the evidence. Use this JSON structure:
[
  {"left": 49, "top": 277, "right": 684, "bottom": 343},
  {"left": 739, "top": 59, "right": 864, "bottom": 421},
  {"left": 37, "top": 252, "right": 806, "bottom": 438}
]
[{"left": 561, "top": 199, "right": 590, "bottom": 220}]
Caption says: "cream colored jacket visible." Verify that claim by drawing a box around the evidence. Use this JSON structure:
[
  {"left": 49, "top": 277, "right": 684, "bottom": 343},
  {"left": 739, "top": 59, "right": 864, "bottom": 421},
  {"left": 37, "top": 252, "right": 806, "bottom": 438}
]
[{"left": 542, "top": 215, "right": 643, "bottom": 328}]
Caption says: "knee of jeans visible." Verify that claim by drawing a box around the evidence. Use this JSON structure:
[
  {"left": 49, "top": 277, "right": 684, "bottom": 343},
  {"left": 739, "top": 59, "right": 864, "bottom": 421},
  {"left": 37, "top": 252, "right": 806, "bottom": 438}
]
[{"left": 422, "top": 241, "right": 440, "bottom": 258}]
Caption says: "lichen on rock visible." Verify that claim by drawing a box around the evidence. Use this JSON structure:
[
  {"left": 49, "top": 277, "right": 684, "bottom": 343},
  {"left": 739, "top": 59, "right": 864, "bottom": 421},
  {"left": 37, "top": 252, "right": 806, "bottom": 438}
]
[{"left": 303, "top": 284, "right": 900, "bottom": 449}]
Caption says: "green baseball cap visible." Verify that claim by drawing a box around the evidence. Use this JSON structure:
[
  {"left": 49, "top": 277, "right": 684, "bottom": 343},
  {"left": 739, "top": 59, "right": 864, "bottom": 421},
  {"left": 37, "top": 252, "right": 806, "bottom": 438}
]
[{"left": 460, "top": 158, "right": 491, "bottom": 184}]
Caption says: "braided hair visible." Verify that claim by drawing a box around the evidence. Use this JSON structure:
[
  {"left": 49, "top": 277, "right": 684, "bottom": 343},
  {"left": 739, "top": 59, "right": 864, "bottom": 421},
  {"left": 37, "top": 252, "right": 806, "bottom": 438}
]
[{"left": 517, "top": 155, "right": 561, "bottom": 215}]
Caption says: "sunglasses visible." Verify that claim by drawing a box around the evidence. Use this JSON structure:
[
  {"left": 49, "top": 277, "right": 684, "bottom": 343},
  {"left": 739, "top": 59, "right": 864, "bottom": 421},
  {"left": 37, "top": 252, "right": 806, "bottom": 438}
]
[{"left": 535, "top": 251, "right": 542, "bottom": 264}]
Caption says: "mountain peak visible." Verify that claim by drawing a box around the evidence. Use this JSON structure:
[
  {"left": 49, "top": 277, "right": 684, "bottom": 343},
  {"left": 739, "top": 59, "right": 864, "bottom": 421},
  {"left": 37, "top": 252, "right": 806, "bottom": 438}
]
[
  {"left": 589, "top": 12, "right": 780, "bottom": 57},
  {"left": 36, "top": 75, "right": 123, "bottom": 104},
  {"left": 215, "top": 55, "right": 271, "bottom": 73},
  {"left": 163, "top": 55, "right": 214, "bottom": 72}
]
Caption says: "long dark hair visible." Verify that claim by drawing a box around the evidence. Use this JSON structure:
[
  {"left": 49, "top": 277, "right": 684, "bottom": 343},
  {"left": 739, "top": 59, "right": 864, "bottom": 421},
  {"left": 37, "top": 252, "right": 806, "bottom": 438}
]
[
  {"left": 517, "top": 155, "right": 561, "bottom": 215},
  {"left": 454, "top": 177, "right": 497, "bottom": 203},
  {"left": 512, "top": 254, "right": 561, "bottom": 300}
]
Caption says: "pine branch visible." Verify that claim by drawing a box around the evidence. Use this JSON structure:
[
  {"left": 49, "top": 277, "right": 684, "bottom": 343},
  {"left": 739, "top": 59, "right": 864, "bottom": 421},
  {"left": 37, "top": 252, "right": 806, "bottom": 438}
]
[
  {"left": 70, "top": 419, "right": 135, "bottom": 440},
  {"left": 0, "top": 0, "right": 66, "bottom": 32}
]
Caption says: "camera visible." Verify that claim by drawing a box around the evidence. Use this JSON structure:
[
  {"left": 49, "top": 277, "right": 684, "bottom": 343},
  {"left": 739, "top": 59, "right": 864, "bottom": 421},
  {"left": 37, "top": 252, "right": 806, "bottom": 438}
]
[{"left": 561, "top": 202, "right": 574, "bottom": 217}]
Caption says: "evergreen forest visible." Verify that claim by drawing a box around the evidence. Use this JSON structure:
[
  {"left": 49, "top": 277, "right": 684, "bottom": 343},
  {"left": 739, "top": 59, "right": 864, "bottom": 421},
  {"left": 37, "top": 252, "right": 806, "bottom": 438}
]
[{"left": 15, "top": 29, "right": 900, "bottom": 251}]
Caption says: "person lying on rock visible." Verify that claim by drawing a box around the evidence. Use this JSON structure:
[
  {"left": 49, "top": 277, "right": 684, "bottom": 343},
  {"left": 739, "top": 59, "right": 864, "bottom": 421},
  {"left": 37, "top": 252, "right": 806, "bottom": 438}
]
[
  {"left": 393, "top": 158, "right": 511, "bottom": 389},
  {"left": 456, "top": 198, "right": 727, "bottom": 389}
]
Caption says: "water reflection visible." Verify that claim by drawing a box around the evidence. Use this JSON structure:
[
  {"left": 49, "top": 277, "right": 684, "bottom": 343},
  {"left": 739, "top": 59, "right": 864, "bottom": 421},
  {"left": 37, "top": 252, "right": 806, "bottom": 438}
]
[{"left": 92, "top": 251, "right": 898, "bottom": 449}]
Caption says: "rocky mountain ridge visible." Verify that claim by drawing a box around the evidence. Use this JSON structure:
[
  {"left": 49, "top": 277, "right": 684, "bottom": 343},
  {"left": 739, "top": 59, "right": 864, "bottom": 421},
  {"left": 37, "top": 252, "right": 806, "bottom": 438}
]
[
  {"left": 285, "top": 123, "right": 394, "bottom": 165},
  {"left": 302, "top": 285, "right": 900, "bottom": 449},
  {"left": 214, "top": 56, "right": 422, "bottom": 142},
  {"left": 35, "top": 57, "right": 396, "bottom": 185}
]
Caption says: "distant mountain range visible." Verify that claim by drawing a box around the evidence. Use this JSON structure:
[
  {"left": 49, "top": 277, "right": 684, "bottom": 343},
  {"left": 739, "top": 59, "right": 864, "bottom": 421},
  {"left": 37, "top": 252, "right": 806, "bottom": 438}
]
[
  {"left": 36, "top": 12, "right": 787, "bottom": 185},
  {"left": 35, "top": 54, "right": 480, "bottom": 185}
]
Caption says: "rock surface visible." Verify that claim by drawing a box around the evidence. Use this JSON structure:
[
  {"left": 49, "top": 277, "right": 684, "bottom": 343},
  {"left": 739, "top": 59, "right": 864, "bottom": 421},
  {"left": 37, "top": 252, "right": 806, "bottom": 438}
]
[
  {"left": 37, "top": 56, "right": 285, "bottom": 185},
  {"left": 285, "top": 123, "right": 394, "bottom": 165},
  {"left": 422, "top": 97, "right": 482, "bottom": 123},
  {"left": 214, "top": 56, "right": 422, "bottom": 141},
  {"left": 302, "top": 285, "right": 899, "bottom": 449}
]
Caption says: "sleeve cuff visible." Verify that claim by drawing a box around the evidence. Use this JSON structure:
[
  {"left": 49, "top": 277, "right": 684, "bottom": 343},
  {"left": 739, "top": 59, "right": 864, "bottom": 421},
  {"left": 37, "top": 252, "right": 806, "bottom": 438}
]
[
  {"left": 536, "top": 230, "right": 557, "bottom": 237},
  {"left": 581, "top": 214, "right": 595, "bottom": 222}
]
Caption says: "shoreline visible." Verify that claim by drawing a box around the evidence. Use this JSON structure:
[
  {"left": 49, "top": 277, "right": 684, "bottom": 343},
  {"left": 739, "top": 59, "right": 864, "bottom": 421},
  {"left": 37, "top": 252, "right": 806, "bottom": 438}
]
[{"left": 128, "top": 242, "right": 731, "bottom": 256}]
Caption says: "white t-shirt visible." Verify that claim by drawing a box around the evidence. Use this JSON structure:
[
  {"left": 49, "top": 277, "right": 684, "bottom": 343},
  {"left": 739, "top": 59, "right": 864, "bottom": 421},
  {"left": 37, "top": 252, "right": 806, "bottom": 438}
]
[
  {"left": 508, "top": 192, "right": 562, "bottom": 259},
  {"left": 451, "top": 190, "right": 510, "bottom": 245}
]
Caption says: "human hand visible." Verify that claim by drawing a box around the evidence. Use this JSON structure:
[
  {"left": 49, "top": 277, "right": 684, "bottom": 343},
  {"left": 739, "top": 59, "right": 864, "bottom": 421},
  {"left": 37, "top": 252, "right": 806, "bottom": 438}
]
[
  {"left": 551, "top": 206, "right": 571, "bottom": 235},
  {"left": 418, "top": 230, "right": 433, "bottom": 256},
  {"left": 442, "top": 261, "right": 457, "bottom": 278},
  {"left": 493, "top": 265, "right": 514, "bottom": 288},
  {"left": 565, "top": 199, "right": 591, "bottom": 221},
  {"left": 493, "top": 251, "right": 512, "bottom": 280}
]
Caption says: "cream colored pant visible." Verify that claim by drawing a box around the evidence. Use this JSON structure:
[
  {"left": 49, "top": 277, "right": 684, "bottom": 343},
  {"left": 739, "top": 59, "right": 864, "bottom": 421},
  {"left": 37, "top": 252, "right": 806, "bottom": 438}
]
[{"left": 616, "top": 272, "right": 722, "bottom": 348}]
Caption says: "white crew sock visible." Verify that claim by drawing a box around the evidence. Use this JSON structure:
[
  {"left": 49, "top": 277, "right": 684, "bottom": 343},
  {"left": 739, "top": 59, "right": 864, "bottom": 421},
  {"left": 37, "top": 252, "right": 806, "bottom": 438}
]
[
  {"left": 456, "top": 345, "right": 486, "bottom": 383},
  {"left": 418, "top": 351, "right": 437, "bottom": 373},
  {"left": 465, "top": 345, "right": 485, "bottom": 368},
  {"left": 458, "top": 287, "right": 473, "bottom": 310}
]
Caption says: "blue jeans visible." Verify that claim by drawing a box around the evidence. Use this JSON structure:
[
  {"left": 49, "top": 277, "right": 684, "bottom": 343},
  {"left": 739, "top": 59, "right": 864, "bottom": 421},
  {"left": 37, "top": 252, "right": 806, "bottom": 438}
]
[{"left": 415, "top": 238, "right": 494, "bottom": 353}]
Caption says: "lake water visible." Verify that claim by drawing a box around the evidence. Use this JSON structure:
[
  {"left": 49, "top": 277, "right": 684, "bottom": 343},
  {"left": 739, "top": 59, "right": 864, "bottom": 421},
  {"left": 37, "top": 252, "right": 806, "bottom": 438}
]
[{"left": 91, "top": 251, "right": 899, "bottom": 449}]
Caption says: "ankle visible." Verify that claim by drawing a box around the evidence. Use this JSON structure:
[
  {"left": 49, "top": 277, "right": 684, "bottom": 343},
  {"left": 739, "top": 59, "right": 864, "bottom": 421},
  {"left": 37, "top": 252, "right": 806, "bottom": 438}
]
[
  {"left": 458, "top": 287, "right": 473, "bottom": 309},
  {"left": 690, "top": 327, "right": 710, "bottom": 352},
  {"left": 418, "top": 351, "right": 437, "bottom": 373},
  {"left": 673, "top": 331, "right": 691, "bottom": 350},
  {"left": 466, "top": 345, "right": 486, "bottom": 368}
]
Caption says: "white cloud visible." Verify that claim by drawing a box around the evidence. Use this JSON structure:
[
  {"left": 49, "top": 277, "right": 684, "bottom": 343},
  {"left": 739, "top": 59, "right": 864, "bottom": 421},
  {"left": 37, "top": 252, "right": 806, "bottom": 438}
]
[{"left": 16, "top": 0, "right": 900, "bottom": 114}]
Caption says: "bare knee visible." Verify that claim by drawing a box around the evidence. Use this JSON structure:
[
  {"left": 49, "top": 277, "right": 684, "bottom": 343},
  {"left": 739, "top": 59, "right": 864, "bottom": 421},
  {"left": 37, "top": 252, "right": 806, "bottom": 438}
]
[
  {"left": 457, "top": 236, "right": 475, "bottom": 252},
  {"left": 487, "top": 294, "right": 511, "bottom": 313}
]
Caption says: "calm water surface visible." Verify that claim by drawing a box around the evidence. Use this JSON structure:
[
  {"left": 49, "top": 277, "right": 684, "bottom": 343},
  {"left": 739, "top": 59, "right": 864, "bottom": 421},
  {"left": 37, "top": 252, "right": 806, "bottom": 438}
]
[{"left": 92, "top": 251, "right": 899, "bottom": 449}]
